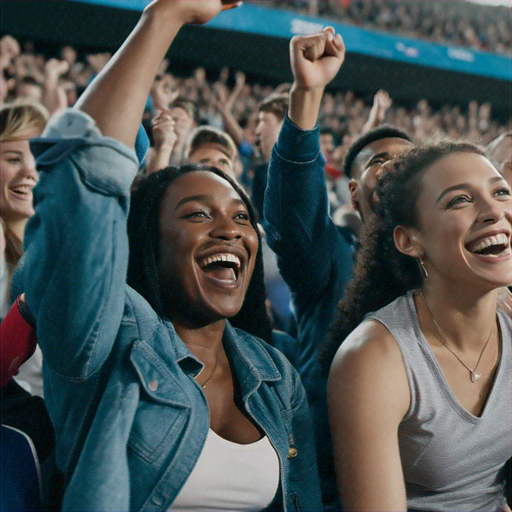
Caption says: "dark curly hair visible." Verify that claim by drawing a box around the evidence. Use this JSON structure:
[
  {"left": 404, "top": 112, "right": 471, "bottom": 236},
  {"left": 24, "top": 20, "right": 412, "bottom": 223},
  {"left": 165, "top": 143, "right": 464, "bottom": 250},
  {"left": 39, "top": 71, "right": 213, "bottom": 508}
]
[
  {"left": 127, "top": 164, "right": 273, "bottom": 343},
  {"left": 323, "top": 139, "right": 486, "bottom": 369}
]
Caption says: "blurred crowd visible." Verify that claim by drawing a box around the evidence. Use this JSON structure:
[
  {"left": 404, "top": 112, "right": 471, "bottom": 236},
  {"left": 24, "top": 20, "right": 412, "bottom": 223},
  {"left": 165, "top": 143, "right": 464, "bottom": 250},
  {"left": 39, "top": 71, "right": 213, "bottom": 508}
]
[
  {"left": 251, "top": 0, "right": 512, "bottom": 56},
  {"left": 2, "top": 32, "right": 510, "bottom": 214}
]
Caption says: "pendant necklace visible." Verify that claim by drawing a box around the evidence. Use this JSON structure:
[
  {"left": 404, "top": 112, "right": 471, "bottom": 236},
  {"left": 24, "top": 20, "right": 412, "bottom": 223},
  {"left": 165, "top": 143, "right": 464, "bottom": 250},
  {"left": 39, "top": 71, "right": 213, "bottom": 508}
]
[
  {"left": 197, "top": 351, "right": 220, "bottom": 389},
  {"left": 419, "top": 291, "right": 495, "bottom": 383}
]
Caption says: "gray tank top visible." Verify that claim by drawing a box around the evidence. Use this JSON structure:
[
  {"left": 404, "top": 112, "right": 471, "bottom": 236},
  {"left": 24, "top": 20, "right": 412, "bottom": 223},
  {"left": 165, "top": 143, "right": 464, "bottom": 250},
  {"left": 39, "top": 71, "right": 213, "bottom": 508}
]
[{"left": 367, "top": 291, "right": 511, "bottom": 512}]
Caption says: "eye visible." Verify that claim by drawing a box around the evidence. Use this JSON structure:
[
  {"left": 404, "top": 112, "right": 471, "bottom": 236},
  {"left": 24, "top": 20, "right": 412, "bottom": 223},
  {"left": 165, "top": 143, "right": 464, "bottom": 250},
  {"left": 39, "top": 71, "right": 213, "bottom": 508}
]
[
  {"left": 234, "top": 211, "right": 250, "bottom": 223},
  {"left": 7, "top": 157, "right": 22, "bottom": 165},
  {"left": 494, "top": 186, "right": 511, "bottom": 198},
  {"left": 184, "top": 210, "right": 210, "bottom": 220},
  {"left": 445, "top": 195, "right": 472, "bottom": 208}
]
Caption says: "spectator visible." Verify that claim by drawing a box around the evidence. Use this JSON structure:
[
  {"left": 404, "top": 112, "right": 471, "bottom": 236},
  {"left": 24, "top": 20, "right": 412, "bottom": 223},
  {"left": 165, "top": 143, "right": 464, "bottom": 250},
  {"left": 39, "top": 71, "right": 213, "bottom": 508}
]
[
  {"left": 14, "top": 1, "right": 322, "bottom": 510},
  {"left": 327, "top": 141, "right": 511, "bottom": 511}
]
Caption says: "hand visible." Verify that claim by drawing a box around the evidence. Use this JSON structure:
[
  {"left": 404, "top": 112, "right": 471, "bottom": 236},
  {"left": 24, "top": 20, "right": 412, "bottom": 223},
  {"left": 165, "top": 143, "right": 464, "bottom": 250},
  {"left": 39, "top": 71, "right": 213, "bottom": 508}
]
[
  {"left": 290, "top": 26, "right": 345, "bottom": 90},
  {"left": 151, "top": 73, "right": 179, "bottom": 110},
  {"left": 0, "top": 35, "right": 20, "bottom": 70},
  {"left": 44, "top": 58, "right": 69, "bottom": 81},
  {"left": 145, "top": 0, "right": 242, "bottom": 26},
  {"left": 212, "top": 81, "right": 229, "bottom": 111},
  {"left": 151, "top": 109, "right": 177, "bottom": 150},
  {"left": 370, "top": 90, "right": 392, "bottom": 124}
]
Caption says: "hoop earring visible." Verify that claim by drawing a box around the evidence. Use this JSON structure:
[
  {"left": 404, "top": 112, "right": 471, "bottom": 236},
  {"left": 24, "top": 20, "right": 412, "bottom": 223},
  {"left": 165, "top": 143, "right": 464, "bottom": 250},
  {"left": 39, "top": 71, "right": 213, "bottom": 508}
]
[{"left": 418, "top": 255, "right": 428, "bottom": 279}]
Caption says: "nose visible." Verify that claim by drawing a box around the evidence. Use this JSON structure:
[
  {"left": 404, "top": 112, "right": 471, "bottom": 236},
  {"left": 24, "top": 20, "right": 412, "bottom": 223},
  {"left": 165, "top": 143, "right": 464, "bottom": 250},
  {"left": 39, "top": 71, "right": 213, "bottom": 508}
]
[
  {"left": 21, "top": 153, "right": 38, "bottom": 182},
  {"left": 210, "top": 215, "right": 242, "bottom": 241},
  {"left": 477, "top": 197, "right": 505, "bottom": 224}
]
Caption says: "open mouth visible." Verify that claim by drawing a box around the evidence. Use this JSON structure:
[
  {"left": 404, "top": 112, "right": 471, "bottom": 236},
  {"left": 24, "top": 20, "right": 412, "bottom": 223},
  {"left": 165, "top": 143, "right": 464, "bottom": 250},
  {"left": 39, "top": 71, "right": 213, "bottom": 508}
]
[
  {"left": 466, "top": 233, "right": 510, "bottom": 258},
  {"left": 198, "top": 253, "right": 242, "bottom": 284},
  {"left": 9, "top": 184, "right": 33, "bottom": 199}
]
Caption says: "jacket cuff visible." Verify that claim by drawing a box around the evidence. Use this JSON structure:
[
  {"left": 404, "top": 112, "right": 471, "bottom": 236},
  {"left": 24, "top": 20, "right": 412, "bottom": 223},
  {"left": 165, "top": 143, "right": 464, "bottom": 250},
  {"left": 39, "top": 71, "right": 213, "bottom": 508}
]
[{"left": 274, "top": 114, "right": 321, "bottom": 164}]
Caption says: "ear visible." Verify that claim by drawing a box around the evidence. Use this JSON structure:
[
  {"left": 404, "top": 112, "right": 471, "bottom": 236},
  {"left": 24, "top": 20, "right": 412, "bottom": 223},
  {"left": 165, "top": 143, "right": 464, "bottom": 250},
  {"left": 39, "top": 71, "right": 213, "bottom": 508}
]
[
  {"left": 393, "top": 226, "right": 424, "bottom": 258},
  {"left": 348, "top": 179, "right": 359, "bottom": 212}
]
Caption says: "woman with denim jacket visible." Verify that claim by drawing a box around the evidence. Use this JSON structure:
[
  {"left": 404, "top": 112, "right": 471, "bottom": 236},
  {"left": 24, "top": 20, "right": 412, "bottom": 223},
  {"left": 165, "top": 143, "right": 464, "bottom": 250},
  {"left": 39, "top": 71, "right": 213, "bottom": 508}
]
[{"left": 14, "top": 1, "right": 322, "bottom": 510}]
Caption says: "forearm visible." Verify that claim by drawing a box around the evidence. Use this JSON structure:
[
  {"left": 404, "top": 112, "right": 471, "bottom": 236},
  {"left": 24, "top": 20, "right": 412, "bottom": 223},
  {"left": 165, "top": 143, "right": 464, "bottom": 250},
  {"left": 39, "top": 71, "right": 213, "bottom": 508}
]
[
  {"left": 219, "top": 109, "right": 244, "bottom": 148},
  {"left": 288, "top": 85, "right": 324, "bottom": 131},
  {"left": 146, "top": 144, "right": 173, "bottom": 175}
]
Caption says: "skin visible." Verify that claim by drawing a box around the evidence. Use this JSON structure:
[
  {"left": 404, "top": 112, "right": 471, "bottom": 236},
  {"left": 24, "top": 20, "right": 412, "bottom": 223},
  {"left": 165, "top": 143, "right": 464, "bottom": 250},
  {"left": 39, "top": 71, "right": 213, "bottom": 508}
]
[
  {"left": 329, "top": 152, "right": 512, "bottom": 511},
  {"left": 157, "top": 170, "right": 261, "bottom": 442},
  {"left": 188, "top": 143, "right": 235, "bottom": 179},
  {"left": 0, "top": 128, "right": 40, "bottom": 241},
  {"left": 255, "top": 111, "right": 283, "bottom": 162},
  {"left": 348, "top": 137, "right": 414, "bottom": 222}
]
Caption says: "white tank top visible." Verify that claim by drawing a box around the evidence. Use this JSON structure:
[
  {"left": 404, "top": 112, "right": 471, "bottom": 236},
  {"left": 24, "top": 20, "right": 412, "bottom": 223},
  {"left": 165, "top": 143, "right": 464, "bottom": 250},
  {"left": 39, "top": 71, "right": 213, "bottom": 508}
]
[{"left": 169, "top": 429, "right": 280, "bottom": 512}]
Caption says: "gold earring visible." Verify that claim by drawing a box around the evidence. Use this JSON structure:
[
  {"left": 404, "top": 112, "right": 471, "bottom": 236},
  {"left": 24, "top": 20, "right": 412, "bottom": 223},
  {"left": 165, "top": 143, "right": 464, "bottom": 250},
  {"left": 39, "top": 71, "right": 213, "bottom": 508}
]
[{"left": 418, "top": 255, "right": 428, "bottom": 279}]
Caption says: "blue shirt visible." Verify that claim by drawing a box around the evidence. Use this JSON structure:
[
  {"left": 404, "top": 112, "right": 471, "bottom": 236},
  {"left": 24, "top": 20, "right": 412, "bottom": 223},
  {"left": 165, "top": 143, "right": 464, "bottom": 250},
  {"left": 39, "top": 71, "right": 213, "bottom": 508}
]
[
  {"left": 263, "top": 115, "right": 356, "bottom": 509},
  {"left": 15, "top": 110, "right": 322, "bottom": 512}
]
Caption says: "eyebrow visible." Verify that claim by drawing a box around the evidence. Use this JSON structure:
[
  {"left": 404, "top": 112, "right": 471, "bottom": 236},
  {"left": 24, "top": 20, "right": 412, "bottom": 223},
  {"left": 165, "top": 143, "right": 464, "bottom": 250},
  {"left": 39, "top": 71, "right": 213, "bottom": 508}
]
[
  {"left": 1, "top": 150, "right": 23, "bottom": 156},
  {"left": 174, "top": 194, "right": 247, "bottom": 210},
  {"left": 436, "top": 176, "right": 506, "bottom": 204}
]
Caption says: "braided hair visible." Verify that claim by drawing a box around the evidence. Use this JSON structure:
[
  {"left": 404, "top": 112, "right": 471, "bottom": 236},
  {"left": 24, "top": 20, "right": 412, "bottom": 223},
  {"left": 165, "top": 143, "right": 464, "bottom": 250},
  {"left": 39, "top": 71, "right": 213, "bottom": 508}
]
[
  {"left": 323, "top": 140, "right": 486, "bottom": 369},
  {"left": 127, "top": 164, "right": 273, "bottom": 343}
]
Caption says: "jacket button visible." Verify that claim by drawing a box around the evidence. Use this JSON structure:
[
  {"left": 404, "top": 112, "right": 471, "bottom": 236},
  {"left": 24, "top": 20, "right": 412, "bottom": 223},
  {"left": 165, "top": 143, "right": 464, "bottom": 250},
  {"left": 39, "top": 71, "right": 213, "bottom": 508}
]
[
  {"left": 149, "top": 380, "right": 158, "bottom": 392},
  {"left": 287, "top": 447, "right": 298, "bottom": 459}
]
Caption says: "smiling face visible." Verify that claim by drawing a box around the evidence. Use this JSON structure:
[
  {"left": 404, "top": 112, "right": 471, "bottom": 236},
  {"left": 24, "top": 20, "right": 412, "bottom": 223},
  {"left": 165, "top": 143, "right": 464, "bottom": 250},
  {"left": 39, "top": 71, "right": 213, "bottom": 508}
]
[
  {"left": 0, "top": 130, "right": 39, "bottom": 226},
  {"left": 409, "top": 152, "right": 512, "bottom": 291},
  {"left": 157, "top": 171, "right": 258, "bottom": 326},
  {"left": 349, "top": 137, "right": 414, "bottom": 222}
]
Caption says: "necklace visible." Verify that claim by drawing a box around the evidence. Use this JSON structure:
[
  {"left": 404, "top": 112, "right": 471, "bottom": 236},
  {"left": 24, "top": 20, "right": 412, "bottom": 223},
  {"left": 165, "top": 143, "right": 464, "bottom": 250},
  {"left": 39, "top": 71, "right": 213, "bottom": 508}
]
[
  {"left": 419, "top": 291, "right": 495, "bottom": 383},
  {"left": 197, "top": 351, "right": 220, "bottom": 389}
]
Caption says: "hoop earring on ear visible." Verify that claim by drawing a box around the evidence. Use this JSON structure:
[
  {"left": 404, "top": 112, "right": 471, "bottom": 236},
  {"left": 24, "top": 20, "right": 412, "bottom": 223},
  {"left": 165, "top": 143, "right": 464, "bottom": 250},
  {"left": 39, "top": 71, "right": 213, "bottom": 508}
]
[{"left": 418, "top": 255, "right": 428, "bottom": 279}]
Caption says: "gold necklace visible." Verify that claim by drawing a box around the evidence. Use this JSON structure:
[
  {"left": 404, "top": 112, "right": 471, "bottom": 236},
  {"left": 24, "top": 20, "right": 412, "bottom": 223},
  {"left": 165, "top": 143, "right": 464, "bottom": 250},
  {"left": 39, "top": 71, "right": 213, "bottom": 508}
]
[
  {"left": 419, "top": 291, "right": 495, "bottom": 383},
  {"left": 197, "top": 351, "right": 220, "bottom": 389}
]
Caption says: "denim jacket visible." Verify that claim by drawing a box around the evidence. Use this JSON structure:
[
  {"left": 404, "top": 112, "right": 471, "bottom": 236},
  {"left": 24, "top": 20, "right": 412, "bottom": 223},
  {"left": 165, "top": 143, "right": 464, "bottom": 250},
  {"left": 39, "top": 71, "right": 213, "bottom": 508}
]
[
  {"left": 263, "top": 116, "right": 356, "bottom": 509},
  {"left": 15, "top": 110, "right": 322, "bottom": 512}
]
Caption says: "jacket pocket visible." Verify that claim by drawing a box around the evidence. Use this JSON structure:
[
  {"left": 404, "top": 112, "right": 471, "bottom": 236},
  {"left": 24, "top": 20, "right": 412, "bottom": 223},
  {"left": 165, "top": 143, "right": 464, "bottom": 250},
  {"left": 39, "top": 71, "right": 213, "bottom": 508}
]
[{"left": 128, "top": 339, "right": 190, "bottom": 463}]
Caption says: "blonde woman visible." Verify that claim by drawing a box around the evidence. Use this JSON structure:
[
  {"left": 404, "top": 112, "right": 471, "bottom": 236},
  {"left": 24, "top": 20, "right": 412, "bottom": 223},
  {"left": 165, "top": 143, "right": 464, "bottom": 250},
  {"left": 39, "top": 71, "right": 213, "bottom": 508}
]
[{"left": 1, "top": 100, "right": 48, "bottom": 396}]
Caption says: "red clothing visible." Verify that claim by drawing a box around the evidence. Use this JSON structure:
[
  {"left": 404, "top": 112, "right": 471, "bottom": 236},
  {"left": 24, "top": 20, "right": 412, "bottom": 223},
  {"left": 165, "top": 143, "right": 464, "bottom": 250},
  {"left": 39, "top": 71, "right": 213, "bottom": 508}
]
[{"left": 0, "top": 297, "right": 37, "bottom": 388}]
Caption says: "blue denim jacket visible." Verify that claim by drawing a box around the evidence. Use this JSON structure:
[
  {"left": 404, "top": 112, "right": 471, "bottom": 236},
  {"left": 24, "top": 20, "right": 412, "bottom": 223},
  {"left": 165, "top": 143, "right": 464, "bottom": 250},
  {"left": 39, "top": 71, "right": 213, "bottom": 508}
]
[
  {"left": 15, "top": 110, "right": 322, "bottom": 512},
  {"left": 263, "top": 116, "right": 356, "bottom": 509}
]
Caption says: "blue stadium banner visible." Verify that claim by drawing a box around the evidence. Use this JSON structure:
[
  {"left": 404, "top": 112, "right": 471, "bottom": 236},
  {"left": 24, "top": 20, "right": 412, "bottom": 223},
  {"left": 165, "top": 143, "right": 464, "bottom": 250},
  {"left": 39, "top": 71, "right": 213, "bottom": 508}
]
[{"left": 65, "top": 0, "right": 511, "bottom": 81}]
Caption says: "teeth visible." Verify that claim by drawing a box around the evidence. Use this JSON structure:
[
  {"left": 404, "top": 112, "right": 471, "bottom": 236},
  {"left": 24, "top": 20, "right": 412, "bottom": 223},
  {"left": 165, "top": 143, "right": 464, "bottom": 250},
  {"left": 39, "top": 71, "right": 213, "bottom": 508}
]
[
  {"left": 10, "top": 185, "right": 33, "bottom": 195},
  {"left": 468, "top": 233, "right": 509, "bottom": 254},
  {"left": 200, "top": 253, "right": 241, "bottom": 269}
]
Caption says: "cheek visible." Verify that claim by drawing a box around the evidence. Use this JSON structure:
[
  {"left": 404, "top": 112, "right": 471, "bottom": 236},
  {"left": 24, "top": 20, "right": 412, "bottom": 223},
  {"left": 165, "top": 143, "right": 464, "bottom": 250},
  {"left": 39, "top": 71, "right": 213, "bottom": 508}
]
[{"left": 0, "top": 163, "right": 16, "bottom": 184}]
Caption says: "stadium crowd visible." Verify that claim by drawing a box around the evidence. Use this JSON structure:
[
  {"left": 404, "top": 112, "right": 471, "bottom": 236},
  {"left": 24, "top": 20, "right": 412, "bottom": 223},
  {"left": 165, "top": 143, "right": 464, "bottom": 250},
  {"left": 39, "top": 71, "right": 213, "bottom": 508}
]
[
  {"left": 251, "top": 0, "right": 512, "bottom": 56},
  {"left": 1, "top": 1, "right": 511, "bottom": 511}
]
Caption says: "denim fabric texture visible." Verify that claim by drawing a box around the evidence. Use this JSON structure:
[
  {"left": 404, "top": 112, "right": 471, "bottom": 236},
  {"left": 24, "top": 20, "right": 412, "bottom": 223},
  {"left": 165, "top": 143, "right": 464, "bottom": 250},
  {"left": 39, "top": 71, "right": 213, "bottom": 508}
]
[
  {"left": 263, "top": 116, "right": 356, "bottom": 509},
  {"left": 15, "top": 110, "right": 323, "bottom": 512}
]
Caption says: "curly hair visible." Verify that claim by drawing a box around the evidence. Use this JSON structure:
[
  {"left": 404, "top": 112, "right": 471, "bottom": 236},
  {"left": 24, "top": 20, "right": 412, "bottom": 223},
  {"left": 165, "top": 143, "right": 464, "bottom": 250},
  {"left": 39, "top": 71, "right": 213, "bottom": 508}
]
[
  {"left": 323, "top": 139, "right": 486, "bottom": 369},
  {"left": 127, "top": 164, "right": 273, "bottom": 343}
]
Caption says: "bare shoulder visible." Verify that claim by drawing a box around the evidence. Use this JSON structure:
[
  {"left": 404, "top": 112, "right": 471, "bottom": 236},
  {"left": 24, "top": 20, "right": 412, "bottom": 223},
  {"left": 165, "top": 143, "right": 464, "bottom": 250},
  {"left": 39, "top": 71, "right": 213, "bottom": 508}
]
[{"left": 328, "top": 319, "right": 410, "bottom": 419}]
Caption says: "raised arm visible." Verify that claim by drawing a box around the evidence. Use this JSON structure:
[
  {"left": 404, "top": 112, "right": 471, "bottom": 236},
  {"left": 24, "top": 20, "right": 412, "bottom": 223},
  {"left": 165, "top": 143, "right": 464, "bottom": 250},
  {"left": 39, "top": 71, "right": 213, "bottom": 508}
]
[
  {"left": 264, "top": 28, "right": 352, "bottom": 299},
  {"left": 327, "top": 321, "right": 410, "bottom": 511},
  {"left": 18, "top": 0, "right": 241, "bottom": 378},
  {"left": 76, "top": 0, "right": 240, "bottom": 146}
]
